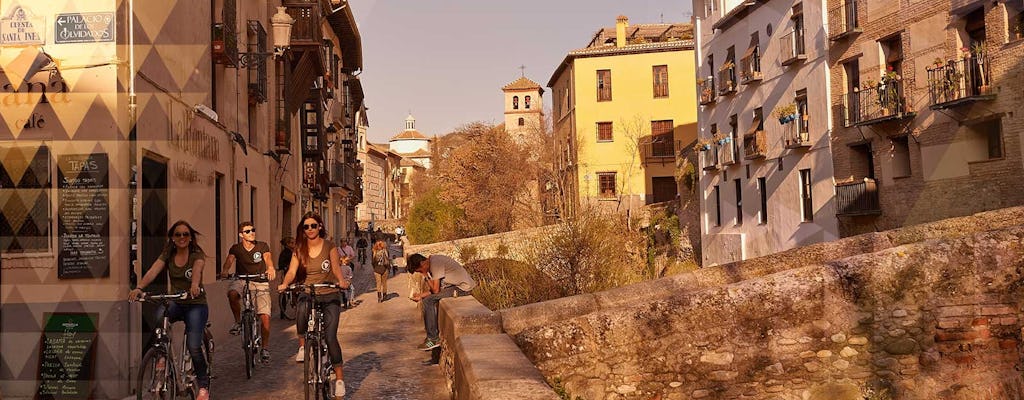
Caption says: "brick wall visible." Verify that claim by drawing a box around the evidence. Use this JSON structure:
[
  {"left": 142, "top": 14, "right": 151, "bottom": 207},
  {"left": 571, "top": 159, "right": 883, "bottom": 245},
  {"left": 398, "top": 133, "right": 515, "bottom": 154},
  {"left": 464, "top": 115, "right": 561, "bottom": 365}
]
[{"left": 828, "top": 0, "right": 1024, "bottom": 237}]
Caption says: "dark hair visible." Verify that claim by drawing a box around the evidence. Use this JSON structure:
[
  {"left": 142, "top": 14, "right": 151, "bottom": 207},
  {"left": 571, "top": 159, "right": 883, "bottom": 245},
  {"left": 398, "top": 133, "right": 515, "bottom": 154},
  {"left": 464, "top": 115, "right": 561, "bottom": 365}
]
[
  {"left": 406, "top": 253, "right": 426, "bottom": 274},
  {"left": 294, "top": 212, "right": 327, "bottom": 267},
  {"left": 238, "top": 221, "right": 254, "bottom": 232},
  {"left": 165, "top": 220, "right": 204, "bottom": 256}
]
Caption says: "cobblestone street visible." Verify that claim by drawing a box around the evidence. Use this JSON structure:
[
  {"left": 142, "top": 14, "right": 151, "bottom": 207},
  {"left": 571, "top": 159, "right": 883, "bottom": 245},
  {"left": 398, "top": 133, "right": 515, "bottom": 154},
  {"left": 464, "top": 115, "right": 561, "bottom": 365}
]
[{"left": 208, "top": 260, "right": 449, "bottom": 400}]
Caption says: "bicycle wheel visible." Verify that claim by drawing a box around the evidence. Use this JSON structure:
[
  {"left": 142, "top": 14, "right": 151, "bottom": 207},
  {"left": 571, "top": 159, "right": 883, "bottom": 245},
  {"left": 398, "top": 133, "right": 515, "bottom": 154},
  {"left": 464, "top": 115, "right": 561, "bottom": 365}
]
[
  {"left": 242, "top": 311, "right": 255, "bottom": 379},
  {"left": 303, "top": 340, "right": 319, "bottom": 400},
  {"left": 137, "top": 348, "right": 175, "bottom": 400},
  {"left": 320, "top": 341, "right": 333, "bottom": 400},
  {"left": 203, "top": 327, "right": 214, "bottom": 380}
]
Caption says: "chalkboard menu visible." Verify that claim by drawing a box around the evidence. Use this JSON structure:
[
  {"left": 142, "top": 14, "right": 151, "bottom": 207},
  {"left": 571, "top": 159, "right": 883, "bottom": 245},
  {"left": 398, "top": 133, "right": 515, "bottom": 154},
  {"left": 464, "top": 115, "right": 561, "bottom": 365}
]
[
  {"left": 36, "top": 312, "right": 98, "bottom": 399},
  {"left": 57, "top": 153, "right": 109, "bottom": 279}
]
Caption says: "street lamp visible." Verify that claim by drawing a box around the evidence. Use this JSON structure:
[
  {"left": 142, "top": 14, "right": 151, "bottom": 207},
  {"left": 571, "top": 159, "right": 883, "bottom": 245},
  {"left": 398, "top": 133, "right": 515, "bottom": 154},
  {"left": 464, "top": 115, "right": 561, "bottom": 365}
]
[
  {"left": 237, "top": 7, "right": 294, "bottom": 68},
  {"left": 325, "top": 125, "right": 338, "bottom": 148}
]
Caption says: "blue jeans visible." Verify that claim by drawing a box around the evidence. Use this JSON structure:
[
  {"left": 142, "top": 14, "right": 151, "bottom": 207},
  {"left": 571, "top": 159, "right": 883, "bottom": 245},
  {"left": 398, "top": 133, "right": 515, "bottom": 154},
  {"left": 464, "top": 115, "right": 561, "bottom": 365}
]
[
  {"left": 422, "top": 286, "right": 470, "bottom": 341},
  {"left": 160, "top": 302, "right": 210, "bottom": 389},
  {"left": 295, "top": 293, "right": 344, "bottom": 367}
]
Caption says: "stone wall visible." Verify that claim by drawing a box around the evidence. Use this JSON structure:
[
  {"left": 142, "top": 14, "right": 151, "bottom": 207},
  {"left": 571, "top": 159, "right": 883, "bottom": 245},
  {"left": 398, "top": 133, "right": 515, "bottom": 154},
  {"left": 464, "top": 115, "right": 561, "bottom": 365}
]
[
  {"left": 508, "top": 225, "right": 1024, "bottom": 399},
  {"left": 405, "top": 225, "right": 556, "bottom": 264}
]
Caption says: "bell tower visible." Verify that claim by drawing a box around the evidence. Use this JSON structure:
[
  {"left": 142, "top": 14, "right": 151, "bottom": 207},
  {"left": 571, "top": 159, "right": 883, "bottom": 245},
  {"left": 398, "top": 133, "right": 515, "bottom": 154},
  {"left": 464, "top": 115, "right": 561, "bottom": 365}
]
[{"left": 502, "top": 69, "right": 545, "bottom": 143}]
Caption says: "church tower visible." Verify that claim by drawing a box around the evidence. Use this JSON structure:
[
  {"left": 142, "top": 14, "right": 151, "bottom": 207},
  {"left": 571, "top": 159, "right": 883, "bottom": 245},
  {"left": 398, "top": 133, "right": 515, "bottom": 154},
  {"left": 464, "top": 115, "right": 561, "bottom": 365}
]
[{"left": 502, "top": 74, "right": 545, "bottom": 142}]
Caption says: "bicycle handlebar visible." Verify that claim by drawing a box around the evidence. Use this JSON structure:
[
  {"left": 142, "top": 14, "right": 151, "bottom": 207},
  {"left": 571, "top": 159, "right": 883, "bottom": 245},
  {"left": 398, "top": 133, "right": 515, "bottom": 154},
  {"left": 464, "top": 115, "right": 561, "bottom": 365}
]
[
  {"left": 132, "top": 291, "right": 189, "bottom": 302},
  {"left": 285, "top": 283, "right": 342, "bottom": 292},
  {"left": 233, "top": 273, "right": 269, "bottom": 282}
]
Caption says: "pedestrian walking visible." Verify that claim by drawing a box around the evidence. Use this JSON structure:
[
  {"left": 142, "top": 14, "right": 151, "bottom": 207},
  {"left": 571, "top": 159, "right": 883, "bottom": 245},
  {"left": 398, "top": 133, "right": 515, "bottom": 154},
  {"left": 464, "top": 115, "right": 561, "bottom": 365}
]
[
  {"left": 356, "top": 235, "right": 368, "bottom": 265},
  {"left": 277, "top": 212, "right": 350, "bottom": 398},
  {"left": 371, "top": 240, "right": 390, "bottom": 302},
  {"left": 277, "top": 237, "right": 294, "bottom": 319},
  {"left": 129, "top": 220, "right": 211, "bottom": 400},
  {"left": 218, "top": 221, "right": 275, "bottom": 362}
]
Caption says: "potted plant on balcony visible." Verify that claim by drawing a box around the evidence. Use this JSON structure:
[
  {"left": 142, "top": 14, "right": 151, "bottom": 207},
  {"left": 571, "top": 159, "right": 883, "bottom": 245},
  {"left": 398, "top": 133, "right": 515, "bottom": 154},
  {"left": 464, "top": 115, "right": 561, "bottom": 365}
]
[
  {"left": 971, "top": 42, "right": 989, "bottom": 93},
  {"left": 878, "top": 67, "right": 901, "bottom": 114},
  {"left": 773, "top": 103, "right": 797, "bottom": 124},
  {"left": 693, "top": 137, "right": 713, "bottom": 152}
]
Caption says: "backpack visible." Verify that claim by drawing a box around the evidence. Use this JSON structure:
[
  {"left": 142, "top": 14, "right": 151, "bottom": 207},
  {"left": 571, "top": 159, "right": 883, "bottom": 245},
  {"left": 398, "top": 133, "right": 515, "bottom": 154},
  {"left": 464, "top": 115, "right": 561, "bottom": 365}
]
[{"left": 372, "top": 250, "right": 390, "bottom": 274}]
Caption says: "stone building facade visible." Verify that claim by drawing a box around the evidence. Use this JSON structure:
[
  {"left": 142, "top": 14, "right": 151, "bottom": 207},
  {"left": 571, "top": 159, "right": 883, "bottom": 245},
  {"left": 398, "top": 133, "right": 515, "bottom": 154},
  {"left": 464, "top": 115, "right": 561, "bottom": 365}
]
[{"left": 827, "top": 0, "right": 1024, "bottom": 237}]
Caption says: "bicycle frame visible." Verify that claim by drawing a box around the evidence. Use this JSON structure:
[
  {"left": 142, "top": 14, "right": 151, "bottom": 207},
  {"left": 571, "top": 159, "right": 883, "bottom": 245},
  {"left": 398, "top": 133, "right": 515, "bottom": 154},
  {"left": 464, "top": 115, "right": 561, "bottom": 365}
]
[
  {"left": 135, "top": 291, "right": 211, "bottom": 399},
  {"left": 235, "top": 273, "right": 267, "bottom": 378},
  {"left": 286, "top": 283, "right": 340, "bottom": 400}
]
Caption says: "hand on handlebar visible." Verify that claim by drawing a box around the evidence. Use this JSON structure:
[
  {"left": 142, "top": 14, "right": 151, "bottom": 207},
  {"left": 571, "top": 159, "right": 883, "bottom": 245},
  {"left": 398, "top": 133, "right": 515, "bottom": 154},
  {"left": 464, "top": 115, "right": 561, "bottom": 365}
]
[{"left": 128, "top": 288, "right": 143, "bottom": 302}]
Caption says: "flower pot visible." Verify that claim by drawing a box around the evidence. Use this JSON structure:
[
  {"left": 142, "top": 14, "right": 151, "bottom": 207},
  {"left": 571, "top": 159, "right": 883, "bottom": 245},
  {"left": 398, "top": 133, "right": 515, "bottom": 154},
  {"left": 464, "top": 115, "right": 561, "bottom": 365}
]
[{"left": 778, "top": 114, "right": 796, "bottom": 124}]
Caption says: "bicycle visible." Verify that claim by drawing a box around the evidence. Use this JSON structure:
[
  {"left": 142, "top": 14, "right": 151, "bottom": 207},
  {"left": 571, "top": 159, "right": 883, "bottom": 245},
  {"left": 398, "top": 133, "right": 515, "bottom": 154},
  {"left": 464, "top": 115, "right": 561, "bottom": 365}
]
[
  {"left": 133, "top": 291, "right": 215, "bottom": 400},
  {"left": 279, "top": 288, "right": 298, "bottom": 320},
  {"left": 232, "top": 273, "right": 268, "bottom": 379},
  {"left": 285, "top": 283, "right": 343, "bottom": 400}
]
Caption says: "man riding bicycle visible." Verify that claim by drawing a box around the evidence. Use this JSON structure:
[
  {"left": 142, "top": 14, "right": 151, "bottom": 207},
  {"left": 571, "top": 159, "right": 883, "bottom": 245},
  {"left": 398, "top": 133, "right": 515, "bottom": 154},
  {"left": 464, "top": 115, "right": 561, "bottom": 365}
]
[{"left": 219, "top": 221, "right": 276, "bottom": 363}]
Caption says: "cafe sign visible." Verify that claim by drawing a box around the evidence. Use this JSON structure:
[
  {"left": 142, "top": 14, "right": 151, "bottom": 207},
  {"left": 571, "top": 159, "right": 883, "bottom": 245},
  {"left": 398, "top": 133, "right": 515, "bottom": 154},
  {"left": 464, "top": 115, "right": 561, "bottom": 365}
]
[{"left": 1, "top": 6, "right": 44, "bottom": 46}]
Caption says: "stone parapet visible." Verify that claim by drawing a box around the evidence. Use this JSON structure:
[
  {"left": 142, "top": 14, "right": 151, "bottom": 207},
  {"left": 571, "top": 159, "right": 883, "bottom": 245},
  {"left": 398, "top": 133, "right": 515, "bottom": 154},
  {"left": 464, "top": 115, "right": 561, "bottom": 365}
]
[{"left": 438, "top": 297, "right": 558, "bottom": 399}]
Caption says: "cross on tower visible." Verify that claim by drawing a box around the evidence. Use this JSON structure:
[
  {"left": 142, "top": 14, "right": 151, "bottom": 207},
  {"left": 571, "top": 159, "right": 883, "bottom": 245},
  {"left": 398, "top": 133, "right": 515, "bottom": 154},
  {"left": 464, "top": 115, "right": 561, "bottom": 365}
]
[{"left": 519, "top": 65, "right": 526, "bottom": 77}]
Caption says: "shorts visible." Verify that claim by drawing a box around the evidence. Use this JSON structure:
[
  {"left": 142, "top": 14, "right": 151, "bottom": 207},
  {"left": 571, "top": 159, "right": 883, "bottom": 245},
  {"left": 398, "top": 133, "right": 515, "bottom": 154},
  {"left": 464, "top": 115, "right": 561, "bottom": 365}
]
[{"left": 229, "top": 280, "right": 272, "bottom": 316}]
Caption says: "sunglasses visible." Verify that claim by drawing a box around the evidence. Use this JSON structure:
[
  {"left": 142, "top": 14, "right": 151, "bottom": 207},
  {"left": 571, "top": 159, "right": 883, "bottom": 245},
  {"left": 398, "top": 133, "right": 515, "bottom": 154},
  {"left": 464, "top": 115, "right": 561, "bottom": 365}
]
[
  {"left": 303, "top": 223, "right": 320, "bottom": 230},
  {"left": 242, "top": 228, "right": 256, "bottom": 234},
  {"left": 173, "top": 232, "right": 191, "bottom": 238}
]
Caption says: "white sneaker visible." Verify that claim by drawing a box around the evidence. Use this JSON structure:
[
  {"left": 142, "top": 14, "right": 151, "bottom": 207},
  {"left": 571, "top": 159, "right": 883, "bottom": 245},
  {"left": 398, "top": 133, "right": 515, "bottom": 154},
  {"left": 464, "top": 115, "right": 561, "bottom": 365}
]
[
  {"left": 334, "top": 379, "right": 346, "bottom": 398},
  {"left": 294, "top": 347, "right": 304, "bottom": 363}
]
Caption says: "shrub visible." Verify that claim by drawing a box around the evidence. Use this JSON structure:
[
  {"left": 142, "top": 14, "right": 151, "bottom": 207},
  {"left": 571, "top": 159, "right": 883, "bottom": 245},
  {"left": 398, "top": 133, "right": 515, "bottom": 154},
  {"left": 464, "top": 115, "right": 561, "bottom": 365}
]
[
  {"left": 464, "top": 258, "right": 562, "bottom": 310},
  {"left": 455, "top": 243, "right": 479, "bottom": 264},
  {"left": 407, "top": 188, "right": 463, "bottom": 244}
]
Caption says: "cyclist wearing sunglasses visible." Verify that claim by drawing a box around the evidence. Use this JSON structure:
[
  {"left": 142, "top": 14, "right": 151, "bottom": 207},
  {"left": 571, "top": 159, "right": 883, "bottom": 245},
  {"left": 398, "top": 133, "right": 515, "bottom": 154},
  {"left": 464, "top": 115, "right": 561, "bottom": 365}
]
[
  {"left": 219, "top": 221, "right": 276, "bottom": 362},
  {"left": 277, "top": 212, "right": 351, "bottom": 398},
  {"left": 129, "top": 220, "right": 211, "bottom": 400}
]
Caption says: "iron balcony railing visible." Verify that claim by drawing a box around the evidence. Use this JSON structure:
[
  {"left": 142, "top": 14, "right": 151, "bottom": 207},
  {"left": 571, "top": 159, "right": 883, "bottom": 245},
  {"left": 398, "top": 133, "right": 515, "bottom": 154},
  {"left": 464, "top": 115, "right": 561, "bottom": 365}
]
[
  {"left": 330, "top": 160, "right": 359, "bottom": 191},
  {"left": 853, "top": 79, "right": 910, "bottom": 125},
  {"left": 717, "top": 66, "right": 737, "bottom": 95},
  {"left": 718, "top": 137, "right": 738, "bottom": 166},
  {"left": 927, "top": 54, "right": 993, "bottom": 108},
  {"left": 700, "top": 144, "right": 719, "bottom": 170},
  {"left": 783, "top": 120, "right": 811, "bottom": 148},
  {"left": 247, "top": 20, "right": 268, "bottom": 103},
  {"left": 699, "top": 76, "right": 717, "bottom": 105},
  {"left": 780, "top": 29, "right": 806, "bottom": 66},
  {"left": 740, "top": 50, "right": 762, "bottom": 84},
  {"left": 641, "top": 140, "right": 679, "bottom": 164},
  {"left": 828, "top": 0, "right": 860, "bottom": 40},
  {"left": 835, "top": 178, "right": 880, "bottom": 216},
  {"left": 743, "top": 130, "right": 766, "bottom": 159}
]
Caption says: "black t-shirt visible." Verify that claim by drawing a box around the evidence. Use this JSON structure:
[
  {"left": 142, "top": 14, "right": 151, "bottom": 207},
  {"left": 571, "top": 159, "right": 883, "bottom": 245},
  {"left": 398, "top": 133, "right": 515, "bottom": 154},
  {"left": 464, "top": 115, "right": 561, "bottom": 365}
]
[
  {"left": 356, "top": 238, "right": 367, "bottom": 248},
  {"left": 230, "top": 241, "right": 270, "bottom": 275},
  {"left": 277, "top": 248, "right": 293, "bottom": 271}
]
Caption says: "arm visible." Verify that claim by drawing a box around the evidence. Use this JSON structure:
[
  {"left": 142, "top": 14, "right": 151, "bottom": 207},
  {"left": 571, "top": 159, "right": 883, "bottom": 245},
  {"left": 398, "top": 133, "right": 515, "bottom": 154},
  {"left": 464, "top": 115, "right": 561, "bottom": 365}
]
[
  {"left": 219, "top": 254, "right": 235, "bottom": 279},
  {"left": 263, "top": 252, "right": 276, "bottom": 281},
  {"left": 330, "top": 247, "right": 351, "bottom": 289},
  {"left": 129, "top": 258, "right": 167, "bottom": 300},
  {"left": 190, "top": 258, "right": 205, "bottom": 298},
  {"left": 276, "top": 254, "right": 300, "bottom": 292},
  {"left": 412, "top": 278, "right": 440, "bottom": 302}
]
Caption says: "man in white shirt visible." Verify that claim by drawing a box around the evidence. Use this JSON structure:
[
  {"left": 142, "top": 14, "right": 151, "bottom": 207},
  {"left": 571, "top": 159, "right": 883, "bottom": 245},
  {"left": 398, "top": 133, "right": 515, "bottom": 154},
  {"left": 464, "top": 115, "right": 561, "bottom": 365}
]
[{"left": 406, "top": 253, "right": 476, "bottom": 356}]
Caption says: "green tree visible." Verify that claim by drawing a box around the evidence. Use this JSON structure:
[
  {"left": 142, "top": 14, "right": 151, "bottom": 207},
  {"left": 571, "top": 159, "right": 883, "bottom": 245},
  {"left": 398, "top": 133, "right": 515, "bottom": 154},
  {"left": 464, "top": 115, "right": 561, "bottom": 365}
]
[{"left": 406, "top": 188, "right": 463, "bottom": 244}]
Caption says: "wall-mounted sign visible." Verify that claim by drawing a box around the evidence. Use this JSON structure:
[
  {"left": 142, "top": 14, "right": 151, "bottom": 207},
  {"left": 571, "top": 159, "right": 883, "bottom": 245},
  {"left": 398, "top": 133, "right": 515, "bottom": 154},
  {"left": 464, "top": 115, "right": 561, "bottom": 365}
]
[
  {"left": 36, "top": 312, "right": 98, "bottom": 399},
  {"left": 57, "top": 153, "right": 110, "bottom": 279},
  {"left": 0, "top": 6, "right": 44, "bottom": 45},
  {"left": 55, "top": 12, "right": 114, "bottom": 44}
]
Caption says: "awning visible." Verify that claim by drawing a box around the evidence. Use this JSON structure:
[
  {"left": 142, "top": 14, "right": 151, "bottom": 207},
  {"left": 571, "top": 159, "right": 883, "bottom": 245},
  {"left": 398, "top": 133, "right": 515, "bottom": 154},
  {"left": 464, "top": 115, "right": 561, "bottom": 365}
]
[{"left": 747, "top": 114, "right": 763, "bottom": 134}]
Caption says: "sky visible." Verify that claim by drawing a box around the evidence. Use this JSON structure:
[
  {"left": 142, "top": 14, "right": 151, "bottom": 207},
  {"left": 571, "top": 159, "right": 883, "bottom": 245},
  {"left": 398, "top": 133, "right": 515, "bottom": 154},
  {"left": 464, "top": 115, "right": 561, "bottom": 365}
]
[{"left": 350, "top": 0, "right": 693, "bottom": 143}]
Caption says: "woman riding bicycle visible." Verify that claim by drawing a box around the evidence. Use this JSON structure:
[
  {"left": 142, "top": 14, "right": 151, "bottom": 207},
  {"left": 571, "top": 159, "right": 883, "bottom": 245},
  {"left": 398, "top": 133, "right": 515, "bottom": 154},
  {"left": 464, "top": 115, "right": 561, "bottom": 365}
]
[
  {"left": 129, "top": 220, "right": 211, "bottom": 400},
  {"left": 277, "top": 212, "right": 351, "bottom": 398}
]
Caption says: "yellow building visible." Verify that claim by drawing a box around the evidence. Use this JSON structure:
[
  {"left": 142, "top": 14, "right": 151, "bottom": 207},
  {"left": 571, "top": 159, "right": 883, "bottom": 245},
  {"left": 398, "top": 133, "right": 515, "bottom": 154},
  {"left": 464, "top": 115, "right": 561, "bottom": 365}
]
[{"left": 548, "top": 16, "right": 697, "bottom": 215}]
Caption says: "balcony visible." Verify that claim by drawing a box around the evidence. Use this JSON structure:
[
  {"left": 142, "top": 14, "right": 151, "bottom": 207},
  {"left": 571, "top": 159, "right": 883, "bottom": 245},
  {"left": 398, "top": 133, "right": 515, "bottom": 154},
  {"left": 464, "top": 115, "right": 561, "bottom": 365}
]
[
  {"left": 285, "top": 1, "right": 326, "bottom": 48},
  {"left": 641, "top": 140, "right": 679, "bottom": 165},
  {"left": 699, "top": 77, "right": 716, "bottom": 105},
  {"left": 700, "top": 145, "right": 719, "bottom": 170},
  {"left": 780, "top": 29, "right": 806, "bottom": 66},
  {"left": 828, "top": 0, "right": 861, "bottom": 41},
  {"left": 927, "top": 55, "right": 995, "bottom": 110},
  {"left": 740, "top": 50, "right": 762, "bottom": 84},
  {"left": 211, "top": 23, "right": 238, "bottom": 67},
  {"left": 835, "top": 178, "right": 880, "bottom": 216},
  {"left": 717, "top": 67, "right": 737, "bottom": 95},
  {"left": 712, "top": 0, "right": 762, "bottom": 31},
  {"left": 783, "top": 121, "right": 811, "bottom": 149},
  {"left": 718, "top": 138, "right": 738, "bottom": 166},
  {"left": 330, "top": 160, "right": 359, "bottom": 191},
  {"left": 743, "top": 130, "right": 767, "bottom": 159},
  {"left": 853, "top": 79, "right": 915, "bottom": 126}
]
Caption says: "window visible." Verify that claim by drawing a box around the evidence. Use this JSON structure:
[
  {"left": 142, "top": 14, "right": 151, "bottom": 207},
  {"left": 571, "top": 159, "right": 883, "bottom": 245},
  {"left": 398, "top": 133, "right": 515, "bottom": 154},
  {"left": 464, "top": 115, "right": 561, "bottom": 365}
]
[
  {"left": 525, "top": 95, "right": 532, "bottom": 109},
  {"left": 799, "top": 168, "right": 813, "bottom": 222},
  {"left": 513, "top": 96, "right": 519, "bottom": 110},
  {"left": 598, "top": 172, "right": 616, "bottom": 197},
  {"left": 734, "top": 178, "right": 743, "bottom": 226},
  {"left": 879, "top": 35, "right": 903, "bottom": 78},
  {"left": 891, "top": 136, "right": 911, "bottom": 178},
  {"left": 796, "top": 89, "right": 809, "bottom": 135},
  {"left": 1007, "top": 1, "right": 1024, "bottom": 41},
  {"left": 850, "top": 142, "right": 875, "bottom": 179},
  {"left": 518, "top": 117, "right": 525, "bottom": 126},
  {"left": 653, "top": 65, "right": 669, "bottom": 98},
  {"left": 597, "top": 122, "right": 613, "bottom": 142},
  {"left": 843, "top": 59, "right": 860, "bottom": 125},
  {"left": 968, "top": 119, "right": 1003, "bottom": 160},
  {"left": 0, "top": 145, "right": 51, "bottom": 253},
  {"left": 597, "top": 70, "right": 612, "bottom": 101},
  {"left": 712, "top": 185, "right": 721, "bottom": 227},
  {"left": 741, "top": 34, "right": 761, "bottom": 82},
  {"left": 757, "top": 177, "right": 768, "bottom": 224},
  {"left": 753, "top": 107, "right": 764, "bottom": 132},
  {"left": 651, "top": 120, "right": 674, "bottom": 156},
  {"left": 248, "top": 102, "right": 258, "bottom": 149}
]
